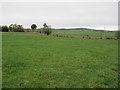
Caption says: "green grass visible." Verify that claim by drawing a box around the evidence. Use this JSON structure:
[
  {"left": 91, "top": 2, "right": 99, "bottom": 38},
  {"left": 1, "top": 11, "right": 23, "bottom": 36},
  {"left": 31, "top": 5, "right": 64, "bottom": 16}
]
[
  {"left": 2, "top": 32, "right": 118, "bottom": 88},
  {"left": 3, "top": 29, "right": 117, "bottom": 39},
  {"left": 52, "top": 30, "right": 117, "bottom": 39}
]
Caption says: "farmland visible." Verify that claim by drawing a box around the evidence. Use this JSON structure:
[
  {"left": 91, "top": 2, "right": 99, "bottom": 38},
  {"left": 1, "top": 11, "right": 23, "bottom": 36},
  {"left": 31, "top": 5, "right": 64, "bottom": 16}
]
[
  {"left": 2, "top": 31, "right": 118, "bottom": 88},
  {"left": 52, "top": 30, "right": 117, "bottom": 39}
]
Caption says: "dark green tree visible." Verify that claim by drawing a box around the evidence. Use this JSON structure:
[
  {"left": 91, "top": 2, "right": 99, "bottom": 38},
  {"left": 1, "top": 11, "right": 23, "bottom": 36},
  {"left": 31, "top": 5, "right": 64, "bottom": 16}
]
[
  {"left": 2, "top": 26, "right": 9, "bottom": 32},
  {"left": 42, "top": 23, "right": 52, "bottom": 35},
  {"left": 9, "top": 24, "right": 14, "bottom": 32},
  {"left": 31, "top": 24, "right": 37, "bottom": 30},
  {"left": 17, "top": 25, "right": 24, "bottom": 32},
  {"left": 9, "top": 24, "right": 24, "bottom": 32}
]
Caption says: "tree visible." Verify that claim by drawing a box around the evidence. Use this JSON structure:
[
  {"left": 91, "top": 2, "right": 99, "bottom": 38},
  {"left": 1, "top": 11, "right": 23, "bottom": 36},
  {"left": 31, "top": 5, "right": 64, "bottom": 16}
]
[
  {"left": 43, "top": 23, "right": 47, "bottom": 28},
  {"left": 9, "top": 24, "right": 14, "bottom": 32},
  {"left": 31, "top": 24, "right": 37, "bottom": 30},
  {"left": 17, "top": 25, "right": 24, "bottom": 32},
  {"left": 42, "top": 23, "right": 52, "bottom": 35},
  {"left": 9, "top": 24, "right": 18, "bottom": 32},
  {"left": 9, "top": 24, "right": 24, "bottom": 32},
  {"left": 2, "top": 26, "right": 9, "bottom": 32}
]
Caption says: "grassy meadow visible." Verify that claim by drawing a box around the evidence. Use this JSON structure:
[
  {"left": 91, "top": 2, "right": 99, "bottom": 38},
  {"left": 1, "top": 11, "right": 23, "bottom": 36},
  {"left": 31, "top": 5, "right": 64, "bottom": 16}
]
[
  {"left": 52, "top": 30, "right": 117, "bottom": 39},
  {"left": 2, "top": 31, "right": 118, "bottom": 88}
]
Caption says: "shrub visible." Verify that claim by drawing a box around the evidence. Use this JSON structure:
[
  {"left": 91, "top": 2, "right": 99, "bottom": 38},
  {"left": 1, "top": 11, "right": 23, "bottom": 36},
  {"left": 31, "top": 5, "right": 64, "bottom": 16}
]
[
  {"left": 42, "top": 28, "right": 52, "bottom": 35},
  {"left": 87, "top": 35, "right": 89, "bottom": 37},
  {"left": 100, "top": 37, "right": 102, "bottom": 39},
  {"left": 106, "top": 37, "right": 112, "bottom": 39},
  {"left": 56, "top": 34, "right": 59, "bottom": 37},
  {"left": 42, "top": 23, "right": 52, "bottom": 35},
  {"left": 115, "top": 31, "right": 120, "bottom": 39}
]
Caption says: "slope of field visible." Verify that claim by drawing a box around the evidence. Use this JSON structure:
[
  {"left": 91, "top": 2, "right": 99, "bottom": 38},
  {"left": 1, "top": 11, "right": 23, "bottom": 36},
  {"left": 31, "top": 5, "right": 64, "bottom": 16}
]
[
  {"left": 2, "top": 32, "right": 118, "bottom": 88},
  {"left": 52, "top": 30, "right": 117, "bottom": 39}
]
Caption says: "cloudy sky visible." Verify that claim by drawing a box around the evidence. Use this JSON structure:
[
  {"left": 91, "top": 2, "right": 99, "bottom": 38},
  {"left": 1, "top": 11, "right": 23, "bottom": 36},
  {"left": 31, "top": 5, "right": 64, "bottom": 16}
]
[{"left": 0, "top": 0, "right": 118, "bottom": 30}]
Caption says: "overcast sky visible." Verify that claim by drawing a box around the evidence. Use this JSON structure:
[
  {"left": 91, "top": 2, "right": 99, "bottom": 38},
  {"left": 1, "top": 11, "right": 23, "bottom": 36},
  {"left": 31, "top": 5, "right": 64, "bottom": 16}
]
[{"left": 0, "top": 1, "right": 118, "bottom": 30}]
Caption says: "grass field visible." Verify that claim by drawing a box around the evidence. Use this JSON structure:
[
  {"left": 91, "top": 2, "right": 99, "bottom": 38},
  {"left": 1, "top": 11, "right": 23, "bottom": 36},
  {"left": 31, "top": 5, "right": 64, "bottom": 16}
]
[
  {"left": 2, "top": 30, "right": 117, "bottom": 39},
  {"left": 2, "top": 31, "right": 118, "bottom": 88},
  {"left": 52, "top": 30, "right": 117, "bottom": 39}
]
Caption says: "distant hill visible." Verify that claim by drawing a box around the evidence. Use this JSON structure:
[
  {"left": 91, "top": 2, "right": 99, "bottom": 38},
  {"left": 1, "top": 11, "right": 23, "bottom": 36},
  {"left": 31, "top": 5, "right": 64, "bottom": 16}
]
[
  {"left": 52, "top": 28, "right": 104, "bottom": 31},
  {"left": 51, "top": 28, "right": 114, "bottom": 32},
  {"left": 52, "top": 28, "right": 93, "bottom": 30}
]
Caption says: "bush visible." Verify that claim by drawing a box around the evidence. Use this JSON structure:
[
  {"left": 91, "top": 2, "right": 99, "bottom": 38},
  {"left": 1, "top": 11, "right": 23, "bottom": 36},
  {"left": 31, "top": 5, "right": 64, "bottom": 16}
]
[
  {"left": 56, "top": 34, "right": 59, "bottom": 37},
  {"left": 42, "top": 23, "right": 52, "bottom": 35},
  {"left": 115, "top": 31, "right": 120, "bottom": 39},
  {"left": 42, "top": 28, "right": 52, "bottom": 35},
  {"left": 87, "top": 35, "right": 89, "bottom": 37},
  {"left": 106, "top": 37, "right": 112, "bottom": 39},
  {"left": 100, "top": 37, "right": 102, "bottom": 39}
]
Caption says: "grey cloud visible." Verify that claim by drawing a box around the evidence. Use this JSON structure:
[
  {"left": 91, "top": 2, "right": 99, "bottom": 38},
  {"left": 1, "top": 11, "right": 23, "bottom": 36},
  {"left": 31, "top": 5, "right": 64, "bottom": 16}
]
[{"left": 1, "top": 2, "right": 118, "bottom": 30}]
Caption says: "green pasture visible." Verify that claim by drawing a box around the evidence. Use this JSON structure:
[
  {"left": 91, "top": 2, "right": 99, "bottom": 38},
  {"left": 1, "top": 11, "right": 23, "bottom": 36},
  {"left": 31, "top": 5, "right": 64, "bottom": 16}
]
[
  {"left": 2, "top": 32, "right": 118, "bottom": 88},
  {"left": 2, "top": 29, "right": 117, "bottom": 39},
  {"left": 52, "top": 30, "right": 117, "bottom": 39}
]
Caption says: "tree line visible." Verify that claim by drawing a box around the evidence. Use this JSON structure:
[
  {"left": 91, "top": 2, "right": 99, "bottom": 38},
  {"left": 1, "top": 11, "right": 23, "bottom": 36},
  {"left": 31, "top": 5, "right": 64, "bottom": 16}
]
[
  {"left": 0, "top": 24, "right": 120, "bottom": 38},
  {"left": 0, "top": 23, "right": 52, "bottom": 35}
]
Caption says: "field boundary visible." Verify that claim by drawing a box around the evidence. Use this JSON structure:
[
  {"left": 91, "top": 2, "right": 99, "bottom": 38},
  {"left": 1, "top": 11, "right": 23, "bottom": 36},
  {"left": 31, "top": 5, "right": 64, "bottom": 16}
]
[{"left": 2, "top": 33, "right": 119, "bottom": 40}]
